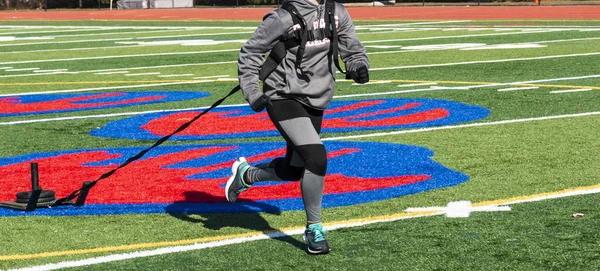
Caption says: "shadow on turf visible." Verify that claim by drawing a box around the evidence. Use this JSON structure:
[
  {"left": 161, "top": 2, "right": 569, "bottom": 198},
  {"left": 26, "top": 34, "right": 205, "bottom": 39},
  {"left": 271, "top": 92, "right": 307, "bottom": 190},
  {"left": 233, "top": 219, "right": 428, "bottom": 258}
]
[{"left": 165, "top": 191, "right": 305, "bottom": 251}]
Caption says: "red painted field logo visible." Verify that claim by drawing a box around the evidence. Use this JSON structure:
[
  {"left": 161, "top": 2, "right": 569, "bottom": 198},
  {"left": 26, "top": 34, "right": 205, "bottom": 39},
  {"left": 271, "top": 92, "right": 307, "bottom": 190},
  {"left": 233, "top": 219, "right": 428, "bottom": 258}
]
[
  {"left": 0, "top": 91, "right": 209, "bottom": 117},
  {"left": 91, "top": 98, "right": 490, "bottom": 140},
  {"left": 0, "top": 141, "right": 468, "bottom": 216}
]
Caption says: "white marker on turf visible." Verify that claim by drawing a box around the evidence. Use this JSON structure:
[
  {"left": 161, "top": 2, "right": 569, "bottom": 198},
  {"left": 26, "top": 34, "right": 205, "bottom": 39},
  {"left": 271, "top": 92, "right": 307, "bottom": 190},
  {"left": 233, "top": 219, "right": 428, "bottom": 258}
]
[{"left": 405, "top": 201, "right": 511, "bottom": 218}]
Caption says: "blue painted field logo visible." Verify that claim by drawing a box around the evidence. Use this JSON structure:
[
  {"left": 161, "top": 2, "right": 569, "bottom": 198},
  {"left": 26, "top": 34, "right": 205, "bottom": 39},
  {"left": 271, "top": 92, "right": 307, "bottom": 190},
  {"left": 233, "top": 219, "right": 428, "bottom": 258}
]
[
  {"left": 0, "top": 141, "right": 468, "bottom": 216},
  {"left": 0, "top": 91, "right": 209, "bottom": 117},
  {"left": 91, "top": 98, "right": 490, "bottom": 140}
]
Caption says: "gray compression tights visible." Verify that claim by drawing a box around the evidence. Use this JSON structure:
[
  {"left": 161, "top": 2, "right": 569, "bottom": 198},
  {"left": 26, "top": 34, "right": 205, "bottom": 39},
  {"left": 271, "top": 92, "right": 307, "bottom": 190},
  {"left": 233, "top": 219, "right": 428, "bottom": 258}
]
[{"left": 245, "top": 99, "right": 326, "bottom": 224}]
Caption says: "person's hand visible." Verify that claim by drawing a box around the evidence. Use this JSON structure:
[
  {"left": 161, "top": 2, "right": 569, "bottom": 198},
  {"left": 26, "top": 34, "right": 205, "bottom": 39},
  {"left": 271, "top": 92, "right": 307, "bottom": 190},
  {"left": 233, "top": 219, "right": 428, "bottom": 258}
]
[
  {"left": 346, "top": 65, "right": 369, "bottom": 84},
  {"left": 250, "top": 94, "right": 272, "bottom": 112}
]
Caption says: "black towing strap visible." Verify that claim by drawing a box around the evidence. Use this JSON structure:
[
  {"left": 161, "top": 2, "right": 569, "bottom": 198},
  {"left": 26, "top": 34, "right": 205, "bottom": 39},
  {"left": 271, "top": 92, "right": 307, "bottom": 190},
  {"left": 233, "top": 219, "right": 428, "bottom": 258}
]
[{"left": 51, "top": 85, "right": 242, "bottom": 207}]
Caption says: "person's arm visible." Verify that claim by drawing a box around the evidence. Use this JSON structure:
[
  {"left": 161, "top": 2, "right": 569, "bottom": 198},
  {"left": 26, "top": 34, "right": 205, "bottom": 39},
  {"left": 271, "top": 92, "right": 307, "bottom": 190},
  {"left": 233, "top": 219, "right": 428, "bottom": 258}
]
[
  {"left": 238, "top": 10, "right": 288, "bottom": 111},
  {"left": 335, "top": 4, "right": 369, "bottom": 83}
]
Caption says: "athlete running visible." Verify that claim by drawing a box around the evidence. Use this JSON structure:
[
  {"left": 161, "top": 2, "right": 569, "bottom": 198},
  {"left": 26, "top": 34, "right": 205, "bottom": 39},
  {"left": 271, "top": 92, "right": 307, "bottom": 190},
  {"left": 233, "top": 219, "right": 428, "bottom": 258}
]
[{"left": 226, "top": 0, "right": 369, "bottom": 255}]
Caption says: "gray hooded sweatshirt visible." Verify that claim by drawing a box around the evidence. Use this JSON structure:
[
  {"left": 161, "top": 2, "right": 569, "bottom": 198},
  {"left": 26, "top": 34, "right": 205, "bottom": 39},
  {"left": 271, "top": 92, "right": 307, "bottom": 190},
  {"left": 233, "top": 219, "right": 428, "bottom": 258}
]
[{"left": 238, "top": 0, "right": 369, "bottom": 110}]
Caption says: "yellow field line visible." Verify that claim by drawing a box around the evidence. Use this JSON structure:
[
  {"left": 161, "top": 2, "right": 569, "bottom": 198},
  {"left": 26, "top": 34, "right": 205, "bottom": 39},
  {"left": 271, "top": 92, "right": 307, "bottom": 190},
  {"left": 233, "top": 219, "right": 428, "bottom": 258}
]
[
  {"left": 2, "top": 183, "right": 599, "bottom": 261},
  {"left": 386, "top": 79, "right": 495, "bottom": 85},
  {"left": 0, "top": 210, "right": 438, "bottom": 261},
  {"left": 472, "top": 183, "right": 600, "bottom": 207},
  {"left": 514, "top": 83, "right": 600, "bottom": 90}
]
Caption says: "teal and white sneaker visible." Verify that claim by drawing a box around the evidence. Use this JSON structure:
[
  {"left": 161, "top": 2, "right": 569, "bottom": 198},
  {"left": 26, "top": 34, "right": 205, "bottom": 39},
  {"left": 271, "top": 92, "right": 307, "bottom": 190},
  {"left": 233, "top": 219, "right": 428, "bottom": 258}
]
[
  {"left": 303, "top": 223, "right": 330, "bottom": 255},
  {"left": 225, "top": 157, "right": 251, "bottom": 203}
]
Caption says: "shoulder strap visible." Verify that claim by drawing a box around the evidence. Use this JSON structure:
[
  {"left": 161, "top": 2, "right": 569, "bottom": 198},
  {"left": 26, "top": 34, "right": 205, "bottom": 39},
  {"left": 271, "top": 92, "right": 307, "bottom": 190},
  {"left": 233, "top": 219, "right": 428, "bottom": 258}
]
[
  {"left": 326, "top": 0, "right": 345, "bottom": 75},
  {"left": 259, "top": 3, "right": 307, "bottom": 81},
  {"left": 284, "top": 4, "right": 308, "bottom": 72}
]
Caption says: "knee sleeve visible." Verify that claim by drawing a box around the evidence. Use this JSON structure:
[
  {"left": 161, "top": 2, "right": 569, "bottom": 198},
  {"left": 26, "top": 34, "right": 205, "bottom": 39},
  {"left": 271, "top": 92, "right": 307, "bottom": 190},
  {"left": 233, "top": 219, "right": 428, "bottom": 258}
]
[
  {"left": 273, "top": 157, "right": 304, "bottom": 181},
  {"left": 296, "top": 144, "right": 327, "bottom": 176}
]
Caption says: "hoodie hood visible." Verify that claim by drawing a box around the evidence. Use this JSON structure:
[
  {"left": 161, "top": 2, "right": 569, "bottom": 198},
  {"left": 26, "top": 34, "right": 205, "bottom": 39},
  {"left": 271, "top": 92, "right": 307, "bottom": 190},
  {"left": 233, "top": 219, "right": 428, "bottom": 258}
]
[
  {"left": 282, "top": 0, "right": 327, "bottom": 24},
  {"left": 283, "top": 0, "right": 320, "bottom": 12}
]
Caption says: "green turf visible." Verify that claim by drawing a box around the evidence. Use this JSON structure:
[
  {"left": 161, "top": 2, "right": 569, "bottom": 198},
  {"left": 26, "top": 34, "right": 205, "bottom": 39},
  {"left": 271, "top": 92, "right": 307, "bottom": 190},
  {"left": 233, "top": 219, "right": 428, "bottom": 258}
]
[{"left": 64, "top": 193, "right": 600, "bottom": 271}]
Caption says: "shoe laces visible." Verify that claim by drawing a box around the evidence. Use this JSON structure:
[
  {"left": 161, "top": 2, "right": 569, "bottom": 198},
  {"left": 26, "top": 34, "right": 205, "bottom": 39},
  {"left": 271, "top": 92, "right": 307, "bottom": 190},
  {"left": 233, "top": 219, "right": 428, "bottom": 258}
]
[{"left": 309, "top": 223, "right": 327, "bottom": 242}]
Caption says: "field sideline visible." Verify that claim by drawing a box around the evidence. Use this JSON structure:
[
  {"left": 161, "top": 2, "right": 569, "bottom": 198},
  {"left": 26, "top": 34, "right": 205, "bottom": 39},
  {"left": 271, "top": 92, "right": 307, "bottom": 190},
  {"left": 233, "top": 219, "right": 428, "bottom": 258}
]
[{"left": 1, "top": 6, "right": 600, "bottom": 271}]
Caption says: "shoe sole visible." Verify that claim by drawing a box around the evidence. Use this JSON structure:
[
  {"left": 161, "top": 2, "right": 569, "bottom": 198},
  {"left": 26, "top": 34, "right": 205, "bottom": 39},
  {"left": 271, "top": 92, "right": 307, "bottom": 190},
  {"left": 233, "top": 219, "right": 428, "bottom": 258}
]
[
  {"left": 303, "top": 233, "right": 331, "bottom": 255},
  {"left": 225, "top": 157, "right": 247, "bottom": 202}
]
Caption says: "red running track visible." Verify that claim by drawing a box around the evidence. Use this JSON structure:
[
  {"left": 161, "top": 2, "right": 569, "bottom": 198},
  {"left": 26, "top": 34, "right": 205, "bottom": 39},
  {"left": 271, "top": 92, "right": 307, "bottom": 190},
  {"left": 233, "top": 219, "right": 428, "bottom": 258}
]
[{"left": 0, "top": 6, "right": 599, "bottom": 21}]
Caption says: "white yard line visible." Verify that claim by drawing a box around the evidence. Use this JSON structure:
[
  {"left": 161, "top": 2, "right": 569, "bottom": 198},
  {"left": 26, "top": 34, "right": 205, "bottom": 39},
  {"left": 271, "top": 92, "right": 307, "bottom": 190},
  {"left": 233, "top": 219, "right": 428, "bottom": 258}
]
[
  {"left": 4, "top": 67, "right": 39, "bottom": 72},
  {"left": 9, "top": 184, "right": 600, "bottom": 271},
  {"left": 157, "top": 74, "right": 195, "bottom": 78},
  {"left": 369, "top": 52, "right": 600, "bottom": 71},
  {"left": 0, "top": 28, "right": 189, "bottom": 38},
  {"left": 39, "top": 71, "right": 80, "bottom": 75},
  {"left": 0, "top": 28, "right": 109, "bottom": 35},
  {"left": 535, "top": 37, "right": 600, "bottom": 44},
  {"left": 337, "top": 74, "right": 600, "bottom": 95},
  {"left": 0, "top": 37, "right": 135, "bottom": 47},
  {"left": 0, "top": 61, "right": 236, "bottom": 79},
  {"left": 2, "top": 45, "right": 150, "bottom": 55},
  {"left": 124, "top": 72, "right": 161, "bottom": 77},
  {"left": 0, "top": 81, "right": 211, "bottom": 97},
  {"left": 357, "top": 20, "right": 472, "bottom": 28},
  {"left": 0, "top": 31, "right": 253, "bottom": 49},
  {"left": 361, "top": 29, "right": 568, "bottom": 44},
  {"left": 365, "top": 36, "right": 600, "bottom": 56},
  {"left": 0, "top": 25, "right": 256, "bottom": 30},
  {"left": 550, "top": 88, "right": 593, "bottom": 94},
  {"left": 0, "top": 103, "right": 247, "bottom": 126},
  {"left": 322, "top": 111, "right": 600, "bottom": 141},
  {"left": 333, "top": 88, "right": 436, "bottom": 97},
  {"left": 32, "top": 28, "right": 191, "bottom": 38},
  {"left": 0, "top": 49, "right": 240, "bottom": 65},
  {"left": 497, "top": 86, "right": 539, "bottom": 92},
  {"left": 94, "top": 71, "right": 130, "bottom": 75},
  {"left": 33, "top": 69, "right": 68, "bottom": 73}
]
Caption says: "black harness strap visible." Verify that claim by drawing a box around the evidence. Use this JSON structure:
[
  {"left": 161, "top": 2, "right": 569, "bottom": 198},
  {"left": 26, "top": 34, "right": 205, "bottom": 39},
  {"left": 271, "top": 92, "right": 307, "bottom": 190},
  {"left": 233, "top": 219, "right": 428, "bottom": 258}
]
[
  {"left": 259, "top": 41, "right": 287, "bottom": 81},
  {"left": 326, "top": 0, "right": 346, "bottom": 75},
  {"left": 51, "top": 85, "right": 242, "bottom": 207},
  {"left": 286, "top": 5, "right": 308, "bottom": 72},
  {"left": 259, "top": 3, "right": 306, "bottom": 81}
]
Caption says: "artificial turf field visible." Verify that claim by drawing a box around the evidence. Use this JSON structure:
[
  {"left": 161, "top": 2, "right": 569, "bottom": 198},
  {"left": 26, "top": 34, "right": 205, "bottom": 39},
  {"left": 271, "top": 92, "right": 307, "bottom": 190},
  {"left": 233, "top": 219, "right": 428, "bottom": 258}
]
[{"left": 0, "top": 17, "right": 599, "bottom": 270}]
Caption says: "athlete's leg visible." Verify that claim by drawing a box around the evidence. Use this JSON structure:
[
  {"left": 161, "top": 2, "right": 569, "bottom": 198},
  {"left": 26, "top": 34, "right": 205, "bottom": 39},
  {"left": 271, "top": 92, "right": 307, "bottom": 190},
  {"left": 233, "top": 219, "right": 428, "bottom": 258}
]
[
  {"left": 264, "top": 100, "right": 329, "bottom": 254},
  {"left": 245, "top": 99, "right": 321, "bottom": 184},
  {"left": 245, "top": 142, "right": 304, "bottom": 184},
  {"left": 227, "top": 99, "right": 329, "bottom": 253},
  {"left": 265, "top": 99, "right": 326, "bottom": 224},
  {"left": 235, "top": 99, "right": 326, "bottom": 224}
]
